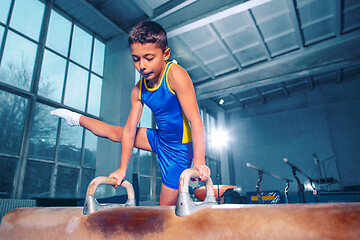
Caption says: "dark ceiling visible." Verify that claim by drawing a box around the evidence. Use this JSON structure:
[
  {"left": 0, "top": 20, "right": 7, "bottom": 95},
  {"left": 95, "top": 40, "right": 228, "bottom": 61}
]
[{"left": 53, "top": 0, "right": 360, "bottom": 114}]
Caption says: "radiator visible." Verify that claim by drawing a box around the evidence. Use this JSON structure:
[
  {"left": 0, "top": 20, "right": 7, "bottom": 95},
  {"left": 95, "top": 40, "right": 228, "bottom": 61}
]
[{"left": 0, "top": 199, "right": 36, "bottom": 223}]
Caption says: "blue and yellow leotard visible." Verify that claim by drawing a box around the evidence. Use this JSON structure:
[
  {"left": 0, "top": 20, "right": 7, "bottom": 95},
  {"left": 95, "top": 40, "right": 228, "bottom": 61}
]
[{"left": 139, "top": 62, "right": 193, "bottom": 189}]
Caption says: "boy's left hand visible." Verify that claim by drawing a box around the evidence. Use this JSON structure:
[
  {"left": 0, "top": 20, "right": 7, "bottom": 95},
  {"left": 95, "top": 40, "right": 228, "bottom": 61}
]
[{"left": 194, "top": 163, "right": 211, "bottom": 181}]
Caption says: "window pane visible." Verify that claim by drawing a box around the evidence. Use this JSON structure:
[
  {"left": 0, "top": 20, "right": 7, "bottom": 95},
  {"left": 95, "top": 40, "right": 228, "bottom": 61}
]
[
  {"left": 0, "top": 156, "right": 18, "bottom": 198},
  {"left": 209, "top": 159, "right": 219, "bottom": 185},
  {"left": 46, "top": 10, "right": 71, "bottom": 56},
  {"left": 22, "top": 160, "right": 53, "bottom": 198},
  {"left": 10, "top": 0, "right": 44, "bottom": 41},
  {"left": 80, "top": 168, "right": 95, "bottom": 197},
  {"left": 70, "top": 25, "right": 92, "bottom": 68},
  {"left": 0, "top": 26, "right": 4, "bottom": 46},
  {"left": 0, "top": 31, "right": 37, "bottom": 91},
  {"left": 139, "top": 150, "right": 152, "bottom": 176},
  {"left": 64, "top": 63, "right": 88, "bottom": 111},
  {"left": 38, "top": 50, "right": 66, "bottom": 102},
  {"left": 0, "top": 90, "right": 28, "bottom": 155},
  {"left": 156, "top": 178, "right": 161, "bottom": 201},
  {"left": 92, "top": 38, "right": 105, "bottom": 75},
  {"left": 0, "top": 0, "right": 11, "bottom": 24},
  {"left": 140, "top": 105, "right": 152, "bottom": 128},
  {"left": 58, "top": 121, "right": 83, "bottom": 165},
  {"left": 84, "top": 130, "right": 97, "bottom": 168},
  {"left": 208, "top": 116, "right": 216, "bottom": 156},
  {"left": 156, "top": 156, "right": 161, "bottom": 178},
  {"left": 139, "top": 176, "right": 151, "bottom": 201},
  {"left": 55, "top": 166, "right": 79, "bottom": 198},
  {"left": 135, "top": 69, "right": 140, "bottom": 84},
  {"left": 132, "top": 149, "right": 139, "bottom": 174},
  {"left": 87, "top": 74, "right": 102, "bottom": 116},
  {"left": 28, "top": 103, "right": 58, "bottom": 160}
]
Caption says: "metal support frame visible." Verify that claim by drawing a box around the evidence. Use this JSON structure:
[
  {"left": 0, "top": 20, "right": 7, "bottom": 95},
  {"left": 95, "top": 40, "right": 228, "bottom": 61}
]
[
  {"left": 216, "top": 160, "right": 221, "bottom": 204},
  {"left": 283, "top": 158, "right": 319, "bottom": 203},
  {"left": 256, "top": 170, "right": 263, "bottom": 204},
  {"left": 291, "top": 166, "right": 306, "bottom": 203},
  {"left": 247, "top": 163, "right": 293, "bottom": 204},
  {"left": 285, "top": 180, "right": 290, "bottom": 204}
]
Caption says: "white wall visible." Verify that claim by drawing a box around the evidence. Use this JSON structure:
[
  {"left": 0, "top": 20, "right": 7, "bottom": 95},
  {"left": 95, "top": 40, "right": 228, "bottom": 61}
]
[{"left": 229, "top": 76, "right": 360, "bottom": 194}]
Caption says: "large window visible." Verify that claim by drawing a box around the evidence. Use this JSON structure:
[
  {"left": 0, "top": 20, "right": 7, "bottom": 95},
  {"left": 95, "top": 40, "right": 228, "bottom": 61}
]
[{"left": 0, "top": 0, "right": 105, "bottom": 199}]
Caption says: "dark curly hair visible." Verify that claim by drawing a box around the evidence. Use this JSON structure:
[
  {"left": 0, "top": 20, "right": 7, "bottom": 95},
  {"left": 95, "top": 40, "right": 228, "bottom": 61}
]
[{"left": 128, "top": 21, "right": 168, "bottom": 52}]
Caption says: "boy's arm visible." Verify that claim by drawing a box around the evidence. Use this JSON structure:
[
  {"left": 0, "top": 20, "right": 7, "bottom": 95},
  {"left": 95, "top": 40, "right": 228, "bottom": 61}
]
[
  {"left": 168, "top": 64, "right": 210, "bottom": 181},
  {"left": 51, "top": 109, "right": 123, "bottom": 142},
  {"left": 109, "top": 84, "right": 144, "bottom": 187}
]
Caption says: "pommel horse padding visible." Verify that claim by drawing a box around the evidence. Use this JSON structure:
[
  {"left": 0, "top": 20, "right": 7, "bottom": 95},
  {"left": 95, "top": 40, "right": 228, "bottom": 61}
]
[
  {"left": 1, "top": 203, "right": 359, "bottom": 239},
  {"left": 1, "top": 169, "right": 359, "bottom": 240}
]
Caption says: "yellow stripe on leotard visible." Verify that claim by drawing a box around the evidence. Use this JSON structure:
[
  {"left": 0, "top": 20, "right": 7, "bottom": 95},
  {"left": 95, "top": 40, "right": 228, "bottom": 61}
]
[
  {"left": 182, "top": 110, "right": 192, "bottom": 143},
  {"left": 165, "top": 63, "right": 192, "bottom": 143}
]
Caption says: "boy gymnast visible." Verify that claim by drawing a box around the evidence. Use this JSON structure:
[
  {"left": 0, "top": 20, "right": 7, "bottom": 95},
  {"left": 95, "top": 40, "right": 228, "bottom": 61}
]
[{"left": 51, "top": 21, "right": 210, "bottom": 206}]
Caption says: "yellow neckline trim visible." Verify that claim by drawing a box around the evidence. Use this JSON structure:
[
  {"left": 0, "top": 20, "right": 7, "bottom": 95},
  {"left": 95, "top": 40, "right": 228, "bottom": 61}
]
[{"left": 144, "top": 62, "right": 171, "bottom": 91}]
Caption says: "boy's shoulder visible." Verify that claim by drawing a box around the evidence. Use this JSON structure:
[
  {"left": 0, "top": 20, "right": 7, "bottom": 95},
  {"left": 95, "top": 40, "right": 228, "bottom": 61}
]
[
  {"left": 130, "top": 81, "right": 143, "bottom": 103},
  {"left": 169, "top": 62, "right": 184, "bottom": 71},
  {"left": 131, "top": 80, "right": 141, "bottom": 94},
  {"left": 168, "top": 62, "right": 188, "bottom": 78},
  {"left": 167, "top": 62, "right": 193, "bottom": 91}
]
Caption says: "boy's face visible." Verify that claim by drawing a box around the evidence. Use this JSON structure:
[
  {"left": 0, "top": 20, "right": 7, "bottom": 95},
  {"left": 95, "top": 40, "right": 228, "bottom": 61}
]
[{"left": 131, "top": 43, "right": 170, "bottom": 82}]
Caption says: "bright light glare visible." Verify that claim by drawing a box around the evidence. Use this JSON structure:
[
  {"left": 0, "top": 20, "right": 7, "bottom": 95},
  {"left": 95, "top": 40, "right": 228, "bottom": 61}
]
[
  {"left": 210, "top": 129, "right": 229, "bottom": 148},
  {"left": 304, "top": 182, "right": 314, "bottom": 191}
]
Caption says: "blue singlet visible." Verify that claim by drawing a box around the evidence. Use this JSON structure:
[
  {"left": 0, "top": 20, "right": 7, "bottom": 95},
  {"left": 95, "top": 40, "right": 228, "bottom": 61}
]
[{"left": 139, "top": 62, "right": 193, "bottom": 189}]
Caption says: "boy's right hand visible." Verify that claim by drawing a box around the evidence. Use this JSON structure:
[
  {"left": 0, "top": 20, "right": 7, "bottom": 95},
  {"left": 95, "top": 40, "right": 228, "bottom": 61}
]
[
  {"left": 108, "top": 169, "right": 126, "bottom": 189},
  {"left": 51, "top": 108, "right": 82, "bottom": 127}
]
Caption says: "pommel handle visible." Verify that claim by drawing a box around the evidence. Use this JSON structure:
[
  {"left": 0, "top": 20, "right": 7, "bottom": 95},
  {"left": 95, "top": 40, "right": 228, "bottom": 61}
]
[
  {"left": 178, "top": 168, "right": 215, "bottom": 196},
  {"left": 86, "top": 176, "right": 135, "bottom": 199},
  {"left": 176, "top": 168, "right": 216, "bottom": 217}
]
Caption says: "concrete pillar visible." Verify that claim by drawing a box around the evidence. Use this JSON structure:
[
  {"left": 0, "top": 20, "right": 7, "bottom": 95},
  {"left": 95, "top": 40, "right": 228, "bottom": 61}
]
[
  {"left": 95, "top": 34, "right": 135, "bottom": 198},
  {"left": 217, "top": 111, "right": 230, "bottom": 185}
]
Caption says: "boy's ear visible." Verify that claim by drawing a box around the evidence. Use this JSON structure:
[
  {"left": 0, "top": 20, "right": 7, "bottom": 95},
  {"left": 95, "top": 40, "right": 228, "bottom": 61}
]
[{"left": 164, "top": 48, "right": 171, "bottom": 61}]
